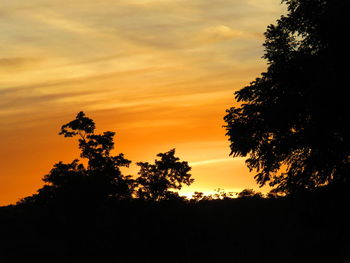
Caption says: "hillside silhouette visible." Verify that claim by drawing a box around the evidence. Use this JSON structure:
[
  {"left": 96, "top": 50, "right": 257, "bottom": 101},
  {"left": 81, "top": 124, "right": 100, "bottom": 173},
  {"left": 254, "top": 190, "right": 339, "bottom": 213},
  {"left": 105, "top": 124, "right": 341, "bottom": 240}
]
[
  {"left": 1, "top": 187, "right": 349, "bottom": 262},
  {"left": 1, "top": 112, "right": 349, "bottom": 262},
  {"left": 1, "top": 0, "right": 350, "bottom": 262}
]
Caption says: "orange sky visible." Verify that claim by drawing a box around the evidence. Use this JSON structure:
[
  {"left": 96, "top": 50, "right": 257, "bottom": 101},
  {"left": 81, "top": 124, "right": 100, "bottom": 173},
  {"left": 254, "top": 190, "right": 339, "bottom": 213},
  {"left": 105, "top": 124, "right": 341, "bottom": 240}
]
[{"left": 0, "top": 0, "right": 285, "bottom": 205}]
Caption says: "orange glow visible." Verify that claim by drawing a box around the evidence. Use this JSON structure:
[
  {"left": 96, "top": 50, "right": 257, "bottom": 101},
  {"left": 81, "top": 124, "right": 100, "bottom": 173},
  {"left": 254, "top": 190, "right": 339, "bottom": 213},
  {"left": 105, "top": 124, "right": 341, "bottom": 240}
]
[{"left": 0, "top": 0, "right": 285, "bottom": 205}]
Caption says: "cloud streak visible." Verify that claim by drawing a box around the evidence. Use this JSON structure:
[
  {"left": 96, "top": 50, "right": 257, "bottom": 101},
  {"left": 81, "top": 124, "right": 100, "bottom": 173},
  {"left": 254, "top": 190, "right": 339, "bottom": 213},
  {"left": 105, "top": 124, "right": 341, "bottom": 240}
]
[
  {"left": 0, "top": 57, "right": 42, "bottom": 72},
  {"left": 190, "top": 157, "right": 246, "bottom": 167}
]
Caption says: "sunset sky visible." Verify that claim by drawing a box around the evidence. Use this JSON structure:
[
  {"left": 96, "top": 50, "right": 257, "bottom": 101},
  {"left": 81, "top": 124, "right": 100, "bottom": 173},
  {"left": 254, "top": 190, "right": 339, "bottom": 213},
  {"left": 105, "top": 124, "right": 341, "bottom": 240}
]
[{"left": 0, "top": 0, "right": 285, "bottom": 205}]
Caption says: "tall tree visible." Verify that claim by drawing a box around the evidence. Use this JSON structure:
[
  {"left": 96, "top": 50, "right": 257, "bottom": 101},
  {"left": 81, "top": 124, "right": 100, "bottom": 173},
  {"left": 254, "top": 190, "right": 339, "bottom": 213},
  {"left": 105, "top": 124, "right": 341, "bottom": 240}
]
[
  {"left": 35, "top": 112, "right": 134, "bottom": 205},
  {"left": 136, "top": 149, "right": 193, "bottom": 201},
  {"left": 224, "top": 0, "right": 349, "bottom": 194}
]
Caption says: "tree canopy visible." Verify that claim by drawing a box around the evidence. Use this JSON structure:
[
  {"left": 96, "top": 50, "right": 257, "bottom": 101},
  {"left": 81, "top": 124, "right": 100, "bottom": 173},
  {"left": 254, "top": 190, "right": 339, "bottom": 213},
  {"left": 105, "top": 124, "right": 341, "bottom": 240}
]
[
  {"left": 136, "top": 149, "right": 193, "bottom": 201},
  {"left": 19, "top": 112, "right": 194, "bottom": 205},
  {"left": 224, "top": 0, "right": 349, "bottom": 194},
  {"left": 28, "top": 112, "right": 134, "bottom": 205}
]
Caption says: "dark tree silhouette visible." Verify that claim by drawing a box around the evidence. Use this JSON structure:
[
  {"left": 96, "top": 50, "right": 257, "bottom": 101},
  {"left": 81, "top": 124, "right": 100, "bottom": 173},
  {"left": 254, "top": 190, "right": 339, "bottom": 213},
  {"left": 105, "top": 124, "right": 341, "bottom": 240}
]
[
  {"left": 224, "top": 0, "right": 350, "bottom": 194},
  {"left": 136, "top": 149, "right": 193, "bottom": 201},
  {"left": 237, "top": 189, "right": 263, "bottom": 199},
  {"left": 30, "top": 112, "right": 134, "bottom": 205},
  {"left": 191, "top": 191, "right": 205, "bottom": 202}
]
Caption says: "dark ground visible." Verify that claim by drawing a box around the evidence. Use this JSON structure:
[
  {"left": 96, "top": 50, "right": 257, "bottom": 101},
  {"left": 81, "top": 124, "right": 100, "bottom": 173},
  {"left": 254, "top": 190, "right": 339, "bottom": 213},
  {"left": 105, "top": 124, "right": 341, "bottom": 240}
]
[{"left": 1, "top": 189, "right": 349, "bottom": 263}]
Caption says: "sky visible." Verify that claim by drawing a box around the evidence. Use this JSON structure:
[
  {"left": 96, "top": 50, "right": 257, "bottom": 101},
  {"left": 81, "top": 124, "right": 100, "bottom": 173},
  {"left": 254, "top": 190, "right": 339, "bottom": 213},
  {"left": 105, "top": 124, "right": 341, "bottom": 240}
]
[{"left": 0, "top": 0, "right": 285, "bottom": 205}]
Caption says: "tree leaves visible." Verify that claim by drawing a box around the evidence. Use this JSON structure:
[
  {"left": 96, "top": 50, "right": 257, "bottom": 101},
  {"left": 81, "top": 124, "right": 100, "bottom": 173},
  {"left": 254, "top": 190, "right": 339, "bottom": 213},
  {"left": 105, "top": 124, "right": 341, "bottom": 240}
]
[
  {"left": 22, "top": 113, "right": 193, "bottom": 206},
  {"left": 136, "top": 149, "right": 193, "bottom": 201},
  {"left": 224, "top": 0, "right": 350, "bottom": 194}
]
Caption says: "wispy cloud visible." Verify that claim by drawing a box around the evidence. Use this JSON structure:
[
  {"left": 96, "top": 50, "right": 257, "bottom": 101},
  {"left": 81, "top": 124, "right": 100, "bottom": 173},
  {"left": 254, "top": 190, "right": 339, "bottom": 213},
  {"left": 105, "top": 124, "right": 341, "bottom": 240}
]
[
  {"left": 190, "top": 157, "right": 246, "bottom": 167},
  {"left": 198, "top": 25, "right": 245, "bottom": 43},
  {"left": 0, "top": 57, "right": 43, "bottom": 72}
]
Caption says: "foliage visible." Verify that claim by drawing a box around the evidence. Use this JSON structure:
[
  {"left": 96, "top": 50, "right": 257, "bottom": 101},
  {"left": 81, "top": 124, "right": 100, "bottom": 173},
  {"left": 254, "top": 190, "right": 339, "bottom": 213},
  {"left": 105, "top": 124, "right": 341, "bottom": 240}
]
[
  {"left": 136, "top": 149, "right": 193, "bottom": 201},
  {"left": 191, "top": 191, "right": 205, "bottom": 202},
  {"left": 212, "top": 188, "right": 236, "bottom": 200},
  {"left": 190, "top": 189, "right": 236, "bottom": 202},
  {"left": 17, "top": 112, "right": 196, "bottom": 206},
  {"left": 237, "top": 189, "right": 263, "bottom": 199},
  {"left": 224, "top": 0, "right": 350, "bottom": 194},
  {"left": 32, "top": 112, "right": 134, "bottom": 205}
]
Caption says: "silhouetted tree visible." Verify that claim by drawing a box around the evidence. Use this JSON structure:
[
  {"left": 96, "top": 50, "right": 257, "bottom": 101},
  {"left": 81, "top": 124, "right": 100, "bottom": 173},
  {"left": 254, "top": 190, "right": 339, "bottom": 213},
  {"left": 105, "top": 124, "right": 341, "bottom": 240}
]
[
  {"left": 224, "top": 0, "right": 350, "bottom": 194},
  {"left": 237, "top": 189, "right": 263, "bottom": 199},
  {"left": 136, "top": 149, "right": 193, "bottom": 201},
  {"left": 191, "top": 192, "right": 205, "bottom": 202},
  {"left": 32, "top": 112, "right": 134, "bottom": 205},
  {"left": 212, "top": 188, "right": 236, "bottom": 200},
  {"left": 266, "top": 190, "right": 284, "bottom": 199}
]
